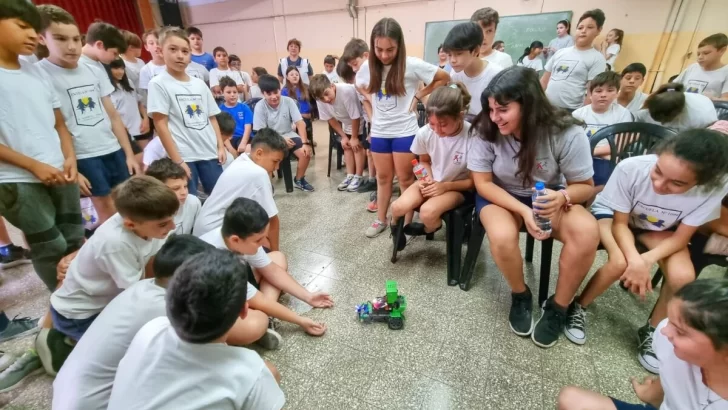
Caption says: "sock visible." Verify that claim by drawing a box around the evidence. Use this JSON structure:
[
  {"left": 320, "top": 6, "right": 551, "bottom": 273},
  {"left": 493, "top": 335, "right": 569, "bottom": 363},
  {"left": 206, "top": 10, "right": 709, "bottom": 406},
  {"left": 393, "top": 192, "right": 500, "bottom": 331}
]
[{"left": 0, "top": 311, "right": 9, "bottom": 332}]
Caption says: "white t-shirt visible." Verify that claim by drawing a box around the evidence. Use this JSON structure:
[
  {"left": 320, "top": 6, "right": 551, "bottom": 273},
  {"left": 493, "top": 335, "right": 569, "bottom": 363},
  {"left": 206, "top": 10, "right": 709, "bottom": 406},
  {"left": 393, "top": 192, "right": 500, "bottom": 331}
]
[
  {"left": 174, "top": 195, "right": 201, "bottom": 235},
  {"left": 250, "top": 85, "right": 263, "bottom": 99},
  {"left": 200, "top": 227, "right": 272, "bottom": 269},
  {"left": 653, "top": 319, "right": 728, "bottom": 410},
  {"left": 410, "top": 122, "right": 472, "bottom": 182},
  {"left": 52, "top": 279, "right": 167, "bottom": 410},
  {"left": 594, "top": 155, "right": 727, "bottom": 229},
  {"left": 483, "top": 49, "right": 513, "bottom": 68},
  {"left": 675, "top": 63, "right": 728, "bottom": 98},
  {"left": 209, "top": 68, "right": 253, "bottom": 89},
  {"left": 108, "top": 317, "right": 284, "bottom": 410},
  {"left": 325, "top": 70, "right": 340, "bottom": 83},
  {"left": 546, "top": 35, "right": 575, "bottom": 59},
  {"left": 635, "top": 92, "right": 718, "bottom": 132},
  {"left": 111, "top": 87, "right": 143, "bottom": 137},
  {"left": 0, "top": 63, "right": 65, "bottom": 183},
  {"left": 449, "top": 62, "right": 503, "bottom": 116},
  {"left": 35, "top": 59, "right": 121, "bottom": 159},
  {"left": 517, "top": 56, "right": 544, "bottom": 72},
  {"left": 355, "top": 57, "right": 438, "bottom": 138},
  {"left": 623, "top": 90, "right": 648, "bottom": 114},
  {"left": 79, "top": 55, "right": 108, "bottom": 77},
  {"left": 50, "top": 214, "right": 167, "bottom": 319},
  {"left": 147, "top": 71, "right": 221, "bottom": 162},
  {"left": 138, "top": 61, "right": 166, "bottom": 90},
  {"left": 123, "top": 58, "right": 145, "bottom": 90},
  {"left": 316, "top": 83, "right": 364, "bottom": 135},
  {"left": 605, "top": 44, "right": 621, "bottom": 68},
  {"left": 193, "top": 155, "right": 278, "bottom": 237},
  {"left": 572, "top": 103, "right": 633, "bottom": 147},
  {"left": 545, "top": 46, "right": 608, "bottom": 110},
  {"left": 186, "top": 61, "right": 210, "bottom": 83},
  {"left": 142, "top": 136, "right": 166, "bottom": 166},
  {"left": 467, "top": 124, "right": 594, "bottom": 197}
]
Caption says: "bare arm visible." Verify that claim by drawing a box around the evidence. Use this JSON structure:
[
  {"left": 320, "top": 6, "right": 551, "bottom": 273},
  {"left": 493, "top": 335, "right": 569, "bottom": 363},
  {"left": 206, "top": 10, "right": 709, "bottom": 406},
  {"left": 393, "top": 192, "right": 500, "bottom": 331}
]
[
  {"left": 257, "top": 262, "right": 313, "bottom": 305},
  {"left": 268, "top": 215, "right": 280, "bottom": 251},
  {"left": 540, "top": 71, "right": 551, "bottom": 90},
  {"left": 643, "top": 223, "right": 697, "bottom": 264},
  {"left": 102, "top": 96, "right": 138, "bottom": 174},
  {"left": 248, "top": 293, "right": 308, "bottom": 327},
  {"left": 705, "top": 206, "right": 728, "bottom": 237},
  {"left": 327, "top": 118, "right": 347, "bottom": 139},
  {"left": 239, "top": 124, "right": 253, "bottom": 152},
  {"left": 612, "top": 211, "right": 641, "bottom": 261},
  {"left": 152, "top": 113, "right": 182, "bottom": 163},
  {"left": 295, "top": 120, "right": 308, "bottom": 143},
  {"left": 416, "top": 69, "right": 450, "bottom": 101},
  {"left": 442, "top": 178, "right": 474, "bottom": 192}
]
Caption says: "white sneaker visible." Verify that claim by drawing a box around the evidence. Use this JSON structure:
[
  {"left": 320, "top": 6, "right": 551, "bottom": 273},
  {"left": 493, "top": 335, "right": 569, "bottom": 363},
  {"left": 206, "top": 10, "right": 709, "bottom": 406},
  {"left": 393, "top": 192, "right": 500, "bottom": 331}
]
[
  {"left": 337, "top": 174, "right": 354, "bottom": 191},
  {"left": 704, "top": 233, "right": 728, "bottom": 256},
  {"left": 0, "top": 351, "right": 16, "bottom": 372},
  {"left": 563, "top": 302, "right": 587, "bottom": 345},
  {"left": 346, "top": 176, "right": 363, "bottom": 192},
  {"left": 365, "top": 220, "right": 388, "bottom": 238}
]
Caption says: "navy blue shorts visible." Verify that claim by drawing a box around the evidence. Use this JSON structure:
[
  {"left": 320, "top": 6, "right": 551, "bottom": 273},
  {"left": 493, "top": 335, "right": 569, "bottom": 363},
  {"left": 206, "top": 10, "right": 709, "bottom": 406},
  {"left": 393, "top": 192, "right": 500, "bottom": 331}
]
[
  {"left": 370, "top": 136, "right": 415, "bottom": 154},
  {"left": 476, "top": 192, "right": 532, "bottom": 216},
  {"left": 611, "top": 398, "right": 657, "bottom": 410},
  {"left": 187, "top": 159, "right": 223, "bottom": 196},
  {"left": 76, "top": 149, "right": 130, "bottom": 197},
  {"left": 288, "top": 136, "right": 304, "bottom": 152},
  {"left": 50, "top": 304, "right": 99, "bottom": 342},
  {"left": 593, "top": 158, "right": 613, "bottom": 187}
]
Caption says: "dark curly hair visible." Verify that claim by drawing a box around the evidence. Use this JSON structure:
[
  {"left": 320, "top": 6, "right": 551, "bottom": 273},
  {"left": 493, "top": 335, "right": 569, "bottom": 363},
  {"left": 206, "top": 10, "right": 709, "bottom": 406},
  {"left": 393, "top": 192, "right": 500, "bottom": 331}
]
[{"left": 654, "top": 128, "right": 728, "bottom": 190}]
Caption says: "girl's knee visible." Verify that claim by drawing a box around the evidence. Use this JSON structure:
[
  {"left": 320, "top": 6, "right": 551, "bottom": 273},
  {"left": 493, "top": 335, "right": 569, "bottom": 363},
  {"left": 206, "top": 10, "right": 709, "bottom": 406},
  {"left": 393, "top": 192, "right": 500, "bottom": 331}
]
[
  {"left": 418, "top": 204, "right": 441, "bottom": 225},
  {"left": 665, "top": 269, "right": 695, "bottom": 290},
  {"left": 390, "top": 199, "right": 406, "bottom": 217}
]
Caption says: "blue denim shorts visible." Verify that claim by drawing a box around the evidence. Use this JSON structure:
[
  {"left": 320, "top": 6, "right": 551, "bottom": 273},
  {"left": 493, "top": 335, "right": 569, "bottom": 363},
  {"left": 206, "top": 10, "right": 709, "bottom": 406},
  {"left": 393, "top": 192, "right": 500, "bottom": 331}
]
[
  {"left": 76, "top": 149, "right": 130, "bottom": 197},
  {"left": 50, "top": 304, "right": 99, "bottom": 342},
  {"left": 475, "top": 192, "right": 532, "bottom": 216},
  {"left": 370, "top": 136, "right": 415, "bottom": 154}
]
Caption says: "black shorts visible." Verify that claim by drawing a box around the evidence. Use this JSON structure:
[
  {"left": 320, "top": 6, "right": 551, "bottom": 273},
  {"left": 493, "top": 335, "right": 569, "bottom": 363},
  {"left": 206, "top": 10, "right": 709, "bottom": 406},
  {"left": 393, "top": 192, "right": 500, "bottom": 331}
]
[{"left": 248, "top": 246, "right": 273, "bottom": 290}]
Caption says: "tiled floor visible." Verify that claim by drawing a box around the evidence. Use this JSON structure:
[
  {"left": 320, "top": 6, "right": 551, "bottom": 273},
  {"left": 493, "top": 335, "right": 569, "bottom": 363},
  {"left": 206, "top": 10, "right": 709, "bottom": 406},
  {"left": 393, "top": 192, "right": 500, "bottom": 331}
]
[{"left": 1, "top": 121, "right": 725, "bottom": 409}]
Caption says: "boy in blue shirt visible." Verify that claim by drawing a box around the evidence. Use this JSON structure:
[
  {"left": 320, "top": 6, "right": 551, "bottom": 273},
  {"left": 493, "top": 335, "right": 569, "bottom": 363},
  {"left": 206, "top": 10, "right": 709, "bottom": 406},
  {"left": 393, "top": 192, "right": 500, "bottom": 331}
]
[
  {"left": 218, "top": 76, "right": 253, "bottom": 153},
  {"left": 186, "top": 26, "right": 215, "bottom": 71}
]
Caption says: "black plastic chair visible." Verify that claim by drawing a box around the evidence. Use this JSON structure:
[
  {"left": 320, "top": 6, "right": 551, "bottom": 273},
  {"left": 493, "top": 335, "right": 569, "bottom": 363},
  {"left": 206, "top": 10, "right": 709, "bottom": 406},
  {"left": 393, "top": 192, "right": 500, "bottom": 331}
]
[
  {"left": 417, "top": 102, "right": 426, "bottom": 127},
  {"left": 327, "top": 125, "right": 344, "bottom": 178},
  {"left": 715, "top": 100, "right": 728, "bottom": 121},
  {"left": 587, "top": 122, "right": 678, "bottom": 167},
  {"left": 651, "top": 233, "right": 728, "bottom": 289},
  {"left": 391, "top": 199, "right": 475, "bottom": 286}
]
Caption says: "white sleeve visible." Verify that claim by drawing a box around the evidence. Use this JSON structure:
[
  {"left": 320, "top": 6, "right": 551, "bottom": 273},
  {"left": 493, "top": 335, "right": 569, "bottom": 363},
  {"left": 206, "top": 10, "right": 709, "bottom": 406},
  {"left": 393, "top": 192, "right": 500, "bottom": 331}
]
[
  {"left": 146, "top": 80, "right": 171, "bottom": 116},
  {"left": 255, "top": 173, "right": 279, "bottom": 218},
  {"left": 588, "top": 54, "right": 608, "bottom": 81},
  {"left": 342, "top": 88, "right": 362, "bottom": 120},
  {"left": 535, "top": 59, "right": 544, "bottom": 72},
  {"left": 410, "top": 127, "right": 429, "bottom": 155},
  {"left": 253, "top": 103, "right": 266, "bottom": 131},
  {"left": 544, "top": 50, "right": 560, "bottom": 73},
  {"left": 204, "top": 84, "right": 222, "bottom": 116},
  {"left": 571, "top": 106, "right": 586, "bottom": 122},
  {"left": 606, "top": 44, "right": 620, "bottom": 56},
  {"left": 618, "top": 108, "right": 634, "bottom": 122},
  {"left": 245, "top": 247, "right": 272, "bottom": 269},
  {"left": 410, "top": 57, "right": 438, "bottom": 85},
  {"left": 355, "top": 61, "right": 370, "bottom": 89},
  {"left": 209, "top": 69, "right": 220, "bottom": 88},
  {"left": 243, "top": 72, "right": 253, "bottom": 87},
  {"left": 139, "top": 66, "right": 151, "bottom": 90},
  {"left": 246, "top": 282, "right": 258, "bottom": 300},
  {"left": 682, "top": 189, "right": 728, "bottom": 226},
  {"left": 316, "top": 101, "right": 333, "bottom": 121},
  {"left": 466, "top": 137, "right": 495, "bottom": 173},
  {"left": 240, "top": 366, "right": 286, "bottom": 410},
  {"left": 598, "top": 163, "right": 635, "bottom": 213},
  {"left": 96, "top": 249, "right": 145, "bottom": 289}
]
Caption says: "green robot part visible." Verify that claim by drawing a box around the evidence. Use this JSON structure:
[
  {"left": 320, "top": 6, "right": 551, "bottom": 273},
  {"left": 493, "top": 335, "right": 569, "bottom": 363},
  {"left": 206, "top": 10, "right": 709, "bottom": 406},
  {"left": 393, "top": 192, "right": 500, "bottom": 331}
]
[{"left": 356, "top": 280, "right": 407, "bottom": 330}]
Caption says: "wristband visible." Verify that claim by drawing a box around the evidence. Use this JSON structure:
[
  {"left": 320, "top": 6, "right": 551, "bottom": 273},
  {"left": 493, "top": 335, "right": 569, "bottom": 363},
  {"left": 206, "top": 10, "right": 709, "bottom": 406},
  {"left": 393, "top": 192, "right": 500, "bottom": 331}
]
[{"left": 559, "top": 189, "right": 572, "bottom": 210}]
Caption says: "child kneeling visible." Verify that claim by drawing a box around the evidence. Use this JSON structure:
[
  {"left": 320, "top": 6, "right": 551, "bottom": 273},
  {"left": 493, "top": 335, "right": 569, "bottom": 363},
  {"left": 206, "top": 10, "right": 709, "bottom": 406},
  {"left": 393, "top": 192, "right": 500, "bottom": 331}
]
[{"left": 390, "top": 83, "right": 474, "bottom": 250}]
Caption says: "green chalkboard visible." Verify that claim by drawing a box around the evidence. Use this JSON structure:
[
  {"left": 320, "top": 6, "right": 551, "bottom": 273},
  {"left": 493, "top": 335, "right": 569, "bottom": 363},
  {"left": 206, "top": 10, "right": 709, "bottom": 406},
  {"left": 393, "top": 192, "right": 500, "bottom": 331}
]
[{"left": 424, "top": 11, "right": 573, "bottom": 66}]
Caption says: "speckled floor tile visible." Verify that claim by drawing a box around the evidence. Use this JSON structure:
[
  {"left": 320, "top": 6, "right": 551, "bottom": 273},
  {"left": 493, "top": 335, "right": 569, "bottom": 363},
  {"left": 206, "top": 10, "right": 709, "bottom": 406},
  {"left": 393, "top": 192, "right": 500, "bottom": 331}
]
[{"left": 1, "top": 120, "right": 711, "bottom": 409}]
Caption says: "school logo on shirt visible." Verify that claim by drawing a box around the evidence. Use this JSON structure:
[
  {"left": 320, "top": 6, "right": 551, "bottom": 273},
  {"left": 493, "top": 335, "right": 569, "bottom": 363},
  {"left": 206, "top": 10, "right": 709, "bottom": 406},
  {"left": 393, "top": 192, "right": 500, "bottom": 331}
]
[
  {"left": 550, "top": 60, "right": 578, "bottom": 81},
  {"left": 175, "top": 94, "right": 208, "bottom": 130},
  {"left": 685, "top": 80, "right": 708, "bottom": 94},
  {"left": 68, "top": 84, "right": 104, "bottom": 127},
  {"left": 535, "top": 158, "right": 550, "bottom": 174},
  {"left": 453, "top": 151, "right": 464, "bottom": 165},
  {"left": 630, "top": 201, "right": 683, "bottom": 231},
  {"left": 586, "top": 124, "right": 606, "bottom": 138},
  {"left": 376, "top": 87, "right": 397, "bottom": 112}
]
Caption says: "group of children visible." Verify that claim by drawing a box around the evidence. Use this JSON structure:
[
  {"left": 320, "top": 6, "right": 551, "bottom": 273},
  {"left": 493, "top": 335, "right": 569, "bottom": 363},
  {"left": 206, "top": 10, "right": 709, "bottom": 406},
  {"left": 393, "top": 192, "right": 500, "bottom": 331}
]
[{"left": 1, "top": 0, "right": 728, "bottom": 408}]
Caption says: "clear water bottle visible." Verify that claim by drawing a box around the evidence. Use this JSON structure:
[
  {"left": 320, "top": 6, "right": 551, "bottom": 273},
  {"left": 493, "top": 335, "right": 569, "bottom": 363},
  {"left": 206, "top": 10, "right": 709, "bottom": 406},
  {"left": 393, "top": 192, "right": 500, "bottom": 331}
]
[
  {"left": 412, "top": 159, "right": 429, "bottom": 181},
  {"left": 532, "top": 182, "right": 552, "bottom": 234}
]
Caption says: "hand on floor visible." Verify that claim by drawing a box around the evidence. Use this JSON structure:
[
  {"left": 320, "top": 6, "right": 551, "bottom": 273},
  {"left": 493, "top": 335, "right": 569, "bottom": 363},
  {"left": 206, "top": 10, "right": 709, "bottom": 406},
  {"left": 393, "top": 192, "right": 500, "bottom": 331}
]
[
  {"left": 300, "top": 318, "right": 327, "bottom": 336},
  {"left": 307, "top": 291, "right": 334, "bottom": 308}
]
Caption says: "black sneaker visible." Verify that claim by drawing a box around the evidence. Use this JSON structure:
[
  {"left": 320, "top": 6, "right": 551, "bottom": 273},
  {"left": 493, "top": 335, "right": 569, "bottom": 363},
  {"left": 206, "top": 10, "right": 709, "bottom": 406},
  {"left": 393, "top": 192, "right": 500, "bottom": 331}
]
[
  {"left": 532, "top": 296, "right": 567, "bottom": 348},
  {"left": 34, "top": 328, "right": 74, "bottom": 376},
  {"left": 0, "top": 245, "right": 32, "bottom": 269},
  {"left": 637, "top": 323, "right": 659, "bottom": 374},
  {"left": 357, "top": 178, "right": 377, "bottom": 193},
  {"left": 509, "top": 287, "right": 534, "bottom": 336}
]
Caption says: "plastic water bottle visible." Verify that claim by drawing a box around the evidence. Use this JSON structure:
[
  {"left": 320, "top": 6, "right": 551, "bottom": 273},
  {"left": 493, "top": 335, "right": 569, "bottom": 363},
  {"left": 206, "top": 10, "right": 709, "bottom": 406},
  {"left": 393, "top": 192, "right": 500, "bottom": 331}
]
[
  {"left": 412, "top": 159, "right": 429, "bottom": 181},
  {"left": 532, "top": 182, "right": 552, "bottom": 234}
]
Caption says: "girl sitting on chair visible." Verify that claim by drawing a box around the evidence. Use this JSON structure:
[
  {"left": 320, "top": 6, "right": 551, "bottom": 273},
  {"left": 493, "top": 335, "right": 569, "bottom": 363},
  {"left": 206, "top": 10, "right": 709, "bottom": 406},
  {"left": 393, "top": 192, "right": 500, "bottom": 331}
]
[
  {"left": 467, "top": 66, "right": 599, "bottom": 349},
  {"left": 390, "top": 83, "right": 474, "bottom": 250},
  {"left": 570, "top": 129, "right": 728, "bottom": 375}
]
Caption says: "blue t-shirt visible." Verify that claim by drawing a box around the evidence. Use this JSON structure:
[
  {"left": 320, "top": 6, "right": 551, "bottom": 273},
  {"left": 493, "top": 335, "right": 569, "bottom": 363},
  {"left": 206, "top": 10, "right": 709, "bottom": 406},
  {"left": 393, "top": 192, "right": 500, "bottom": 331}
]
[
  {"left": 219, "top": 102, "right": 253, "bottom": 139},
  {"left": 281, "top": 88, "right": 310, "bottom": 114},
  {"left": 191, "top": 52, "right": 216, "bottom": 71}
]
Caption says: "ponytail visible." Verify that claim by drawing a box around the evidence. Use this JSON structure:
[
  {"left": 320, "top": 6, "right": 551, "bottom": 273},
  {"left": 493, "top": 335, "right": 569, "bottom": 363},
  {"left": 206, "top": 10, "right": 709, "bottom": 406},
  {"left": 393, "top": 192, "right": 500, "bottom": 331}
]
[
  {"left": 645, "top": 82, "right": 686, "bottom": 123},
  {"left": 517, "top": 41, "right": 544, "bottom": 64},
  {"left": 426, "top": 82, "right": 471, "bottom": 120}
]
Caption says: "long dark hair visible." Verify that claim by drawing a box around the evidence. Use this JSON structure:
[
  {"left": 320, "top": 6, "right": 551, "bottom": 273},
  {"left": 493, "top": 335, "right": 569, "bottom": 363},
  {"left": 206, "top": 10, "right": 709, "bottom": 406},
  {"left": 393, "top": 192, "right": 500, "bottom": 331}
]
[
  {"left": 105, "top": 57, "right": 134, "bottom": 93},
  {"left": 471, "top": 66, "right": 581, "bottom": 185},
  {"left": 518, "top": 41, "right": 544, "bottom": 64},
  {"left": 675, "top": 278, "right": 728, "bottom": 349},
  {"left": 645, "top": 82, "right": 686, "bottom": 123},
  {"left": 284, "top": 66, "right": 309, "bottom": 100},
  {"left": 367, "top": 18, "right": 407, "bottom": 96},
  {"left": 654, "top": 129, "right": 728, "bottom": 190}
]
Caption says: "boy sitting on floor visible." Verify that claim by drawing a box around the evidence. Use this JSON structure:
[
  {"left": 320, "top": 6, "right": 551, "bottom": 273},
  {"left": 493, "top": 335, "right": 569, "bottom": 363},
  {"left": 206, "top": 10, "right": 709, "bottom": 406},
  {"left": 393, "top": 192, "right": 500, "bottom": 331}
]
[
  {"left": 36, "top": 176, "right": 179, "bottom": 375},
  {"left": 146, "top": 158, "right": 201, "bottom": 235},
  {"left": 108, "top": 249, "right": 286, "bottom": 410}
]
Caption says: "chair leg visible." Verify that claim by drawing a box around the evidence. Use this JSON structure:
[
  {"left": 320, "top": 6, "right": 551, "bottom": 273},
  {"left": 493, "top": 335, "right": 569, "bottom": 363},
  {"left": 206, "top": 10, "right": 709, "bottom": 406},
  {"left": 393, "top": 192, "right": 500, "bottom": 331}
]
[
  {"left": 651, "top": 270, "right": 664, "bottom": 290},
  {"left": 390, "top": 218, "right": 405, "bottom": 263},
  {"left": 459, "top": 216, "right": 485, "bottom": 291},
  {"left": 336, "top": 144, "right": 343, "bottom": 170},
  {"left": 448, "top": 211, "right": 467, "bottom": 287},
  {"left": 327, "top": 136, "right": 334, "bottom": 178},
  {"left": 443, "top": 212, "right": 456, "bottom": 286},
  {"left": 538, "top": 238, "right": 554, "bottom": 305},
  {"left": 281, "top": 155, "right": 294, "bottom": 193},
  {"left": 525, "top": 235, "right": 535, "bottom": 263}
]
